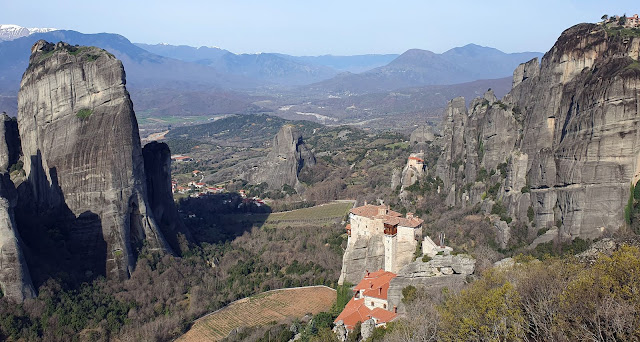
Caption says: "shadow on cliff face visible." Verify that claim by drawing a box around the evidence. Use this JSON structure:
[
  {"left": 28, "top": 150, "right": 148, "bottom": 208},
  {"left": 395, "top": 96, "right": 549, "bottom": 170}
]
[
  {"left": 176, "top": 192, "right": 271, "bottom": 244},
  {"left": 14, "top": 152, "right": 107, "bottom": 288}
]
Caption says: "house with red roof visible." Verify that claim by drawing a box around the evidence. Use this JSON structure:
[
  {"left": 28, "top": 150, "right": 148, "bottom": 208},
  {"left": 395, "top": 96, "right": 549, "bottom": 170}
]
[{"left": 335, "top": 270, "right": 398, "bottom": 330}]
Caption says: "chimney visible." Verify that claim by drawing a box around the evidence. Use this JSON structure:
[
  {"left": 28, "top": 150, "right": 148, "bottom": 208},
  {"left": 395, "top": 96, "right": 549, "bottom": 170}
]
[
  {"left": 406, "top": 212, "right": 414, "bottom": 219},
  {"left": 378, "top": 205, "right": 387, "bottom": 216},
  {"left": 378, "top": 287, "right": 382, "bottom": 295},
  {"left": 364, "top": 200, "right": 368, "bottom": 206},
  {"left": 394, "top": 306, "right": 397, "bottom": 313},
  {"left": 370, "top": 282, "right": 373, "bottom": 289},
  {"left": 366, "top": 270, "right": 369, "bottom": 277}
]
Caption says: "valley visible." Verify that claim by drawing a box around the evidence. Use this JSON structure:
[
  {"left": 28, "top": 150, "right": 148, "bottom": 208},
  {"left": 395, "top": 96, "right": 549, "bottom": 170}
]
[{"left": 0, "top": 9, "right": 640, "bottom": 342}]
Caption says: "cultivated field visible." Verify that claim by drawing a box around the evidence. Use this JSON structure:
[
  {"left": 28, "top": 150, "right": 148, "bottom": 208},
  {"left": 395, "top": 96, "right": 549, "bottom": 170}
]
[
  {"left": 219, "top": 200, "right": 354, "bottom": 228},
  {"left": 266, "top": 200, "right": 354, "bottom": 224},
  {"left": 178, "top": 286, "right": 336, "bottom": 342}
]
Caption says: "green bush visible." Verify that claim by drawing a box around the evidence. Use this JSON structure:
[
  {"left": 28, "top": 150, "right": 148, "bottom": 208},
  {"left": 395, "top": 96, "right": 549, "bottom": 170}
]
[
  {"left": 422, "top": 255, "right": 432, "bottom": 262},
  {"left": 476, "top": 168, "right": 488, "bottom": 182},
  {"left": 401, "top": 285, "right": 417, "bottom": 304},
  {"left": 527, "top": 206, "right": 535, "bottom": 222},
  {"left": 76, "top": 108, "right": 93, "bottom": 119}
]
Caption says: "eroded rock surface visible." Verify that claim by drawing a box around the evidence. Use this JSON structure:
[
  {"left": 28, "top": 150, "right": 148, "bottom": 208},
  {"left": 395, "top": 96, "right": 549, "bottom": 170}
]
[
  {"left": 16, "top": 40, "right": 171, "bottom": 281},
  {"left": 338, "top": 235, "right": 385, "bottom": 285},
  {"left": 246, "top": 125, "right": 315, "bottom": 190},
  {"left": 0, "top": 115, "right": 34, "bottom": 302},
  {"left": 436, "top": 24, "right": 640, "bottom": 241},
  {"left": 142, "top": 141, "right": 193, "bottom": 255}
]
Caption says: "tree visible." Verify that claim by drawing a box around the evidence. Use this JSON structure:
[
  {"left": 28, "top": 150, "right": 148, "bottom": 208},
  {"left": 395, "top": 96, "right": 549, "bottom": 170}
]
[
  {"left": 619, "top": 14, "right": 627, "bottom": 25},
  {"left": 601, "top": 14, "right": 609, "bottom": 21}
]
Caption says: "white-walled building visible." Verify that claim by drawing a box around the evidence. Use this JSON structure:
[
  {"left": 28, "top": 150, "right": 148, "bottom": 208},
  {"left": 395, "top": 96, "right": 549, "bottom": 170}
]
[{"left": 347, "top": 204, "right": 423, "bottom": 273}]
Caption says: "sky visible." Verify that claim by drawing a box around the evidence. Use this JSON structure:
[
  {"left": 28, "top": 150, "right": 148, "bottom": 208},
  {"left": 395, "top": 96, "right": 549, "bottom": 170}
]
[{"left": 1, "top": 0, "right": 638, "bottom": 55}]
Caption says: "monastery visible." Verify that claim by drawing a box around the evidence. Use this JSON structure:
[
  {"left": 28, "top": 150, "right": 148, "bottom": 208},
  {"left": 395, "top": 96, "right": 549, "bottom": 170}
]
[{"left": 346, "top": 203, "right": 423, "bottom": 273}]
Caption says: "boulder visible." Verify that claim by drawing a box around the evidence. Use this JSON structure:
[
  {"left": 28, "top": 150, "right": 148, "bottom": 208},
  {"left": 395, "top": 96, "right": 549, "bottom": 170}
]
[{"left": 360, "top": 318, "right": 375, "bottom": 340}]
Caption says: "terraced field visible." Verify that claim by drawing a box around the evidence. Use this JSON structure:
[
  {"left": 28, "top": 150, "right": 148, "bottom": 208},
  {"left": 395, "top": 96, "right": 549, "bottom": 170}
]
[{"left": 178, "top": 286, "right": 336, "bottom": 342}]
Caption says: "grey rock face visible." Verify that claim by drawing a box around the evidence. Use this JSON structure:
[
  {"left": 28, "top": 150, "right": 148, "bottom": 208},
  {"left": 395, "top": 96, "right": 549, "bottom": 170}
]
[
  {"left": 387, "top": 255, "right": 474, "bottom": 313},
  {"left": 410, "top": 125, "right": 435, "bottom": 145},
  {"left": 142, "top": 142, "right": 193, "bottom": 255},
  {"left": 512, "top": 57, "right": 539, "bottom": 88},
  {"left": 436, "top": 24, "right": 640, "bottom": 241},
  {"left": 246, "top": 125, "right": 315, "bottom": 190},
  {"left": 17, "top": 40, "right": 171, "bottom": 280},
  {"left": 0, "top": 170, "right": 35, "bottom": 301},
  {"left": 0, "top": 114, "right": 20, "bottom": 173},
  {"left": 360, "top": 319, "right": 375, "bottom": 340},
  {"left": 338, "top": 235, "right": 384, "bottom": 285},
  {"left": 332, "top": 320, "right": 348, "bottom": 342}
]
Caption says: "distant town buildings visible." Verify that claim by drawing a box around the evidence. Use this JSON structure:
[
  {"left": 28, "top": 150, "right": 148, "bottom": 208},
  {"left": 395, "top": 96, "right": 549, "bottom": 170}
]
[
  {"left": 170, "top": 154, "right": 193, "bottom": 163},
  {"left": 335, "top": 270, "right": 398, "bottom": 330}
]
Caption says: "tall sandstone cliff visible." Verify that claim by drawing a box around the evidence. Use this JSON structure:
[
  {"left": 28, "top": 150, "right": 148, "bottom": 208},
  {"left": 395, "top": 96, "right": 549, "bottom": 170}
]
[
  {"left": 436, "top": 24, "right": 640, "bottom": 242},
  {"left": 15, "top": 40, "right": 178, "bottom": 283}
]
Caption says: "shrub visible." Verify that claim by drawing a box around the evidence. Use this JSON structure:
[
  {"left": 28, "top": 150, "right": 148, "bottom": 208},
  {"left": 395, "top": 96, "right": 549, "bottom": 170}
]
[
  {"left": 402, "top": 285, "right": 417, "bottom": 304},
  {"left": 76, "top": 108, "right": 93, "bottom": 119},
  {"left": 527, "top": 206, "right": 535, "bottom": 222},
  {"left": 422, "top": 255, "right": 432, "bottom": 262},
  {"left": 476, "top": 168, "right": 488, "bottom": 182}
]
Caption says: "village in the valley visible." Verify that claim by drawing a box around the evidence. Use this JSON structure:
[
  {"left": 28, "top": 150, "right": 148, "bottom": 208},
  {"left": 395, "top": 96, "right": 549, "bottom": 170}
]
[{"left": 170, "top": 154, "right": 266, "bottom": 207}]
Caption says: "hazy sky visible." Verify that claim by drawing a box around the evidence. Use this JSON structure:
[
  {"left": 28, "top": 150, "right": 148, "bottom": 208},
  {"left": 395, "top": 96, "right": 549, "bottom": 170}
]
[{"left": 1, "top": 0, "right": 637, "bottom": 55}]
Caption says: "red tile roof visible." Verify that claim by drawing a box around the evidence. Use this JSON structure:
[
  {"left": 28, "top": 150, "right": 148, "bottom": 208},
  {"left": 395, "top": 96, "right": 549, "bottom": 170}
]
[
  {"left": 350, "top": 204, "right": 402, "bottom": 219},
  {"left": 350, "top": 204, "right": 423, "bottom": 228},
  {"left": 383, "top": 216, "right": 424, "bottom": 228},
  {"left": 354, "top": 270, "right": 397, "bottom": 300},
  {"left": 334, "top": 297, "right": 397, "bottom": 330},
  {"left": 335, "top": 269, "right": 399, "bottom": 329},
  {"left": 408, "top": 156, "right": 424, "bottom": 162}
]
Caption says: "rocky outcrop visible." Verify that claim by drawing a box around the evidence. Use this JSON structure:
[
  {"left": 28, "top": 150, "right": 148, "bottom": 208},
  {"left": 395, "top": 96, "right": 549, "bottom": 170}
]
[
  {"left": 0, "top": 114, "right": 20, "bottom": 171},
  {"left": 387, "top": 254, "right": 475, "bottom": 313},
  {"left": 246, "top": 125, "right": 315, "bottom": 190},
  {"left": 400, "top": 153, "right": 425, "bottom": 189},
  {"left": 16, "top": 40, "right": 172, "bottom": 281},
  {"left": 142, "top": 142, "right": 193, "bottom": 255},
  {"left": 436, "top": 23, "right": 640, "bottom": 241},
  {"left": 0, "top": 172, "right": 35, "bottom": 302},
  {"left": 409, "top": 124, "right": 435, "bottom": 145},
  {"left": 0, "top": 115, "right": 34, "bottom": 302}
]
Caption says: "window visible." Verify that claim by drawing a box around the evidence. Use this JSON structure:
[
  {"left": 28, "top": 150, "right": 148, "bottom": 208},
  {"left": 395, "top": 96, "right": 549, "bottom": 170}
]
[
  {"left": 371, "top": 302, "right": 374, "bottom": 307},
  {"left": 383, "top": 304, "right": 387, "bottom": 309}
]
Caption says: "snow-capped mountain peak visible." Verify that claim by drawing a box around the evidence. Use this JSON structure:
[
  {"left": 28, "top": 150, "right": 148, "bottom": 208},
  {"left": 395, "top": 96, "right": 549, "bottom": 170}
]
[{"left": 0, "top": 24, "right": 58, "bottom": 41}]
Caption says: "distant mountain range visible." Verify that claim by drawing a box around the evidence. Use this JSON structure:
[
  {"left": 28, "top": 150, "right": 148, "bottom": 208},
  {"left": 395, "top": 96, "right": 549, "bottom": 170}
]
[
  {"left": 0, "top": 24, "right": 57, "bottom": 41},
  {"left": 0, "top": 25, "right": 541, "bottom": 125},
  {"left": 0, "top": 30, "right": 254, "bottom": 91},
  {"left": 305, "top": 45, "right": 542, "bottom": 94},
  {"left": 136, "top": 43, "right": 399, "bottom": 74}
]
